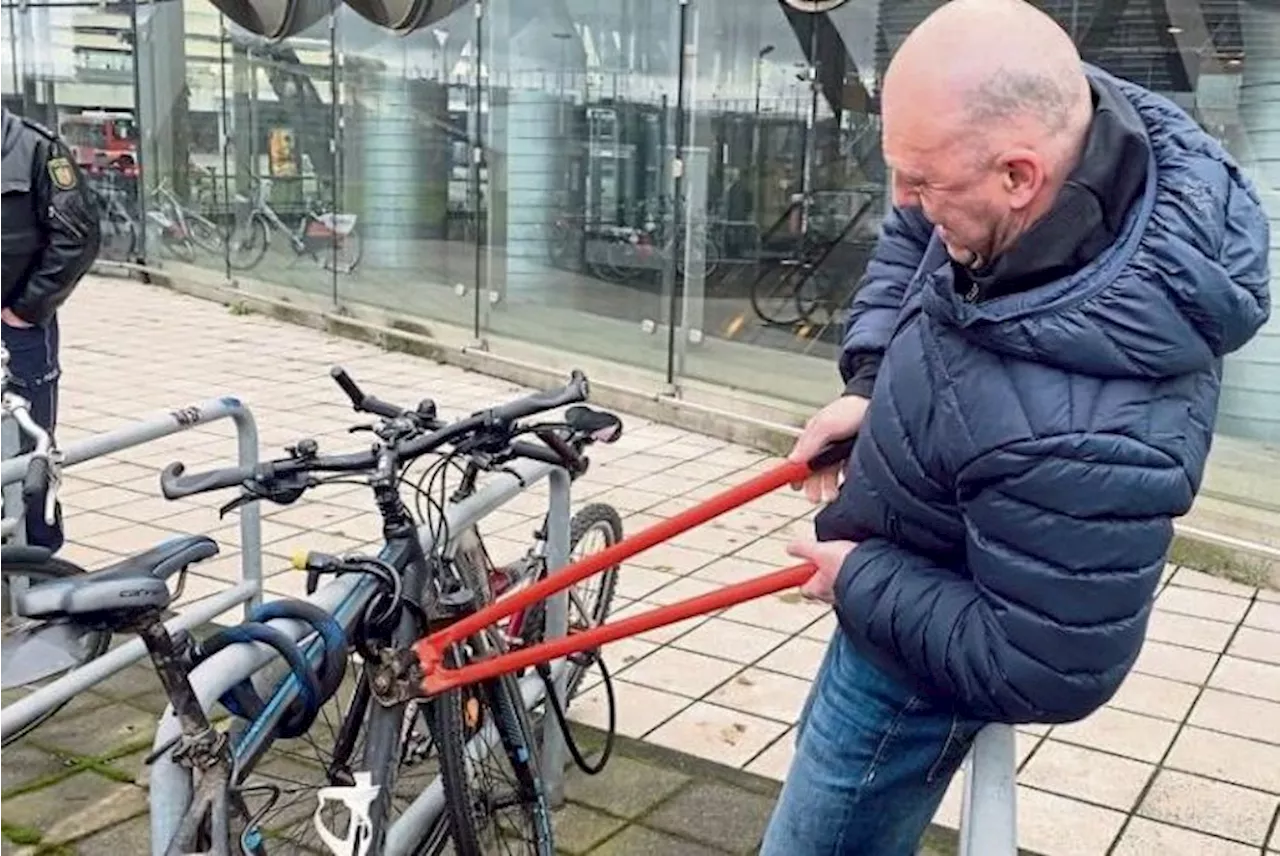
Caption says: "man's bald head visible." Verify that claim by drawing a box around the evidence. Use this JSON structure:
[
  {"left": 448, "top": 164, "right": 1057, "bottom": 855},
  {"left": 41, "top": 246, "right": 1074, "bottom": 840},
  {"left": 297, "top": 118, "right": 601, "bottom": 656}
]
[
  {"left": 880, "top": 0, "right": 1094, "bottom": 267},
  {"left": 885, "top": 0, "right": 1091, "bottom": 161}
]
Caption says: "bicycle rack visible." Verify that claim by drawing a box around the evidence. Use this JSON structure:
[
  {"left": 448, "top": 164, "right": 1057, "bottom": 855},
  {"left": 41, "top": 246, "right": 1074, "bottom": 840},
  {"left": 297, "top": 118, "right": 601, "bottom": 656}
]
[{"left": 0, "top": 396, "right": 264, "bottom": 744}]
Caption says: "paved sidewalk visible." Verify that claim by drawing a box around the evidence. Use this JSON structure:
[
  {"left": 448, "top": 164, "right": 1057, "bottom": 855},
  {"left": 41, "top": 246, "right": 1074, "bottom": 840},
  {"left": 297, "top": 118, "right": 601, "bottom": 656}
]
[{"left": 4, "top": 275, "right": 1280, "bottom": 855}]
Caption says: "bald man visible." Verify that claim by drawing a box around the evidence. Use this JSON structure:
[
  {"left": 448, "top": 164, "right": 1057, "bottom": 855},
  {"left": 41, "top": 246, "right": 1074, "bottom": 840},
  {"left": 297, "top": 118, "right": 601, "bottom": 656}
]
[{"left": 767, "top": 1, "right": 1271, "bottom": 853}]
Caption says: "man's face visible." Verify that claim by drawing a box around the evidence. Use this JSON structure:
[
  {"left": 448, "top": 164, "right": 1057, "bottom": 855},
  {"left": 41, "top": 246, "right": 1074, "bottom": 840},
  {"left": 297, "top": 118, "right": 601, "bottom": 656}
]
[{"left": 882, "top": 101, "right": 1011, "bottom": 268}]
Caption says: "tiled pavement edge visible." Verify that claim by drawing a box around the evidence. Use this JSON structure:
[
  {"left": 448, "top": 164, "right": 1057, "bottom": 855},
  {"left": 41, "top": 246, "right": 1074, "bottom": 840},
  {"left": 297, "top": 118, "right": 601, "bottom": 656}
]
[{"left": 3, "top": 274, "right": 1280, "bottom": 855}]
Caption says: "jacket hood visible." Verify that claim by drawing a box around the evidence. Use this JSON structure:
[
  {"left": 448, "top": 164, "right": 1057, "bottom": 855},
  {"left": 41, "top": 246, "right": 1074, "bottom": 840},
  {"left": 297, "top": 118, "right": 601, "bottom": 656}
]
[{"left": 921, "top": 65, "right": 1271, "bottom": 380}]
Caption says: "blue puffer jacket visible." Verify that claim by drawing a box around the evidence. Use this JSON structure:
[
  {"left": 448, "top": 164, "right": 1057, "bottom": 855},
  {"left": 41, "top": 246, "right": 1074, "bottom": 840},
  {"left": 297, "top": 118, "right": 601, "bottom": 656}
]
[{"left": 815, "top": 66, "right": 1271, "bottom": 724}]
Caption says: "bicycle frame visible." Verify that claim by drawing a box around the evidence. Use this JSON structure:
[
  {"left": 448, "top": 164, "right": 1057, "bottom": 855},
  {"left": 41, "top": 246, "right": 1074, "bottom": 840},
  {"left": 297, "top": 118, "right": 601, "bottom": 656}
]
[{"left": 416, "top": 454, "right": 820, "bottom": 695}]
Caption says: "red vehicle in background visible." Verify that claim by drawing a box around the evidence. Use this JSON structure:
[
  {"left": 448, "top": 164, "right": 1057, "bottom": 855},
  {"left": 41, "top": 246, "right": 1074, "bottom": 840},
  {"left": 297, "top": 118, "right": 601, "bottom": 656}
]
[{"left": 59, "top": 111, "right": 138, "bottom": 177}]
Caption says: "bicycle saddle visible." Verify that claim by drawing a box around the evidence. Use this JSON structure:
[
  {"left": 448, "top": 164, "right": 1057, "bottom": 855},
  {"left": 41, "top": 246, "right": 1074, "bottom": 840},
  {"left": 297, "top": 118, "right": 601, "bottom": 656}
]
[
  {"left": 565, "top": 406, "right": 623, "bottom": 444},
  {"left": 9, "top": 535, "right": 219, "bottom": 624}
]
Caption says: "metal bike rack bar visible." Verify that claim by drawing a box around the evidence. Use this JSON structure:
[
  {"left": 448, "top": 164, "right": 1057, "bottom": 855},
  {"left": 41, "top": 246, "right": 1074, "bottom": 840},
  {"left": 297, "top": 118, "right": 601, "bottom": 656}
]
[
  {"left": 958, "top": 723, "right": 1019, "bottom": 855},
  {"left": 0, "top": 395, "right": 263, "bottom": 744},
  {"left": 538, "top": 465, "right": 572, "bottom": 807}
]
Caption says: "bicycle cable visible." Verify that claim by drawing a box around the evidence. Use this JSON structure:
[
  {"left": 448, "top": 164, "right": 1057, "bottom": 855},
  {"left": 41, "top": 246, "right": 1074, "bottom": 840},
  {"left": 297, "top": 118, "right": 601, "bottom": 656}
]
[{"left": 535, "top": 651, "right": 616, "bottom": 776}]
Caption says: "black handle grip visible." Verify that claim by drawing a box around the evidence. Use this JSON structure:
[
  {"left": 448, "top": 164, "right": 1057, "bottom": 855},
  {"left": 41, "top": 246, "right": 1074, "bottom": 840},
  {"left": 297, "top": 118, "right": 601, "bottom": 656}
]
[
  {"left": 330, "top": 366, "right": 365, "bottom": 409},
  {"left": 361, "top": 395, "right": 405, "bottom": 421},
  {"left": 808, "top": 434, "right": 857, "bottom": 473},
  {"left": 492, "top": 370, "right": 590, "bottom": 423},
  {"left": 331, "top": 366, "right": 404, "bottom": 420},
  {"left": 22, "top": 456, "right": 50, "bottom": 511},
  {"left": 160, "top": 461, "right": 258, "bottom": 499}
]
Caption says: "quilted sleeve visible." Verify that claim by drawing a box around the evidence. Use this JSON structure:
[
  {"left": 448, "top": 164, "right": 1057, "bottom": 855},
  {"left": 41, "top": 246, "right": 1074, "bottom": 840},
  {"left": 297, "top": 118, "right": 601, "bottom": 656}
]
[
  {"left": 831, "top": 433, "right": 1194, "bottom": 724},
  {"left": 838, "top": 205, "right": 933, "bottom": 396}
]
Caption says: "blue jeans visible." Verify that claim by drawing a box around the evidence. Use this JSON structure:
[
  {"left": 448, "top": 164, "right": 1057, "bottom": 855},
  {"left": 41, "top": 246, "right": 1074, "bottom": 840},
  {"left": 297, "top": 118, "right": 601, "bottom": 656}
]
[
  {"left": 761, "top": 628, "right": 983, "bottom": 856},
  {"left": 2, "top": 315, "right": 63, "bottom": 552}
]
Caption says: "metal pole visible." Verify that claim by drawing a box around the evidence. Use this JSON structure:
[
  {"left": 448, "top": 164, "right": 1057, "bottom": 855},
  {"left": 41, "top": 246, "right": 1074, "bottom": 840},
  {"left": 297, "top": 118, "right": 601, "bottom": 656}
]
[
  {"left": 664, "top": 0, "right": 690, "bottom": 387},
  {"left": 538, "top": 466, "right": 572, "bottom": 806},
  {"left": 1, "top": 410, "right": 26, "bottom": 547},
  {"left": 957, "top": 723, "right": 1019, "bottom": 856}
]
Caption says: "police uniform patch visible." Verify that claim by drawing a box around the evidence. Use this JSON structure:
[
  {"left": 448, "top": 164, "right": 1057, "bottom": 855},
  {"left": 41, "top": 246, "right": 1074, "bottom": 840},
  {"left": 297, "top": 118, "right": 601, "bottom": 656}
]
[{"left": 46, "top": 156, "right": 77, "bottom": 190}]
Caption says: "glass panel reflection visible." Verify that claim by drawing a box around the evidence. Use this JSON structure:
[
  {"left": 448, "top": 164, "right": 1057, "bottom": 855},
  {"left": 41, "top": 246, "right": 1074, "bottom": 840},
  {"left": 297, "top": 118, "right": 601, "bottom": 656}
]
[
  {"left": 478, "top": 0, "right": 679, "bottom": 376},
  {"left": 134, "top": 0, "right": 231, "bottom": 277},
  {"left": 218, "top": 15, "right": 339, "bottom": 302},
  {"left": 334, "top": 1, "right": 478, "bottom": 328},
  {"left": 677, "top": 0, "right": 884, "bottom": 407}
]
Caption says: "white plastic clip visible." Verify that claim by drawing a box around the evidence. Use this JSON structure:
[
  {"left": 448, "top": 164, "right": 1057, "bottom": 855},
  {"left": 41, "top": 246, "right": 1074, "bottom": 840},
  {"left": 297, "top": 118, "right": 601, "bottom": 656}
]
[{"left": 313, "top": 771, "right": 380, "bottom": 856}]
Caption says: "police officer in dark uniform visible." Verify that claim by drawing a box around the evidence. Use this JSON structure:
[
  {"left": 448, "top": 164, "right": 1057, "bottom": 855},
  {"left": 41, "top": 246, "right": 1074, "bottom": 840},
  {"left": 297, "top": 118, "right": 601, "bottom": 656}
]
[{"left": 2, "top": 106, "right": 101, "bottom": 551}]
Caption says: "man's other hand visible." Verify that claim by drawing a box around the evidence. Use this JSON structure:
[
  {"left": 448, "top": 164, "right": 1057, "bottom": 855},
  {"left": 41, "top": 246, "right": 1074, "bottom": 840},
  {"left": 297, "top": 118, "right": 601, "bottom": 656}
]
[
  {"left": 787, "top": 539, "right": 857, "bottom": 603},
  {"left": 1, "top": 308, "right": 33, "bottom": 328},
  {"left": 788, "top": 395, "right": 868, "bottom": 504}
]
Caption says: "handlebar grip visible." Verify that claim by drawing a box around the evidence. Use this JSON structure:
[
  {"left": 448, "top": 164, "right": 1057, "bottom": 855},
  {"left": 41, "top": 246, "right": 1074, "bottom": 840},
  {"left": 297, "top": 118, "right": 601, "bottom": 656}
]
[
  {"left": 361, "top": 396, "right": 405, "bottom": 421},
  {"left": 491, "top": 370, "right": 590, "bottom": 423},
  {"left": 807, "top": 435, "right": 857, "bottom": 473},
  {"left": 330, "top": 366, "right": 364, "bottom": 409},
  {"left": 22, "top": 456, "right": 50, "bottom": 510},
  {"left": 160, "top": 461, "right": 258, "bottom": 500}
]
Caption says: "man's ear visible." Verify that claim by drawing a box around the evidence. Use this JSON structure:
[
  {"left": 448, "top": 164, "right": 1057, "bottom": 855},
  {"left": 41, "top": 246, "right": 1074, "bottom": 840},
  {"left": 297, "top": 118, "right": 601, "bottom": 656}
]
[{"left": 997, "top": 148, "right": 1045, "bottom": 210}]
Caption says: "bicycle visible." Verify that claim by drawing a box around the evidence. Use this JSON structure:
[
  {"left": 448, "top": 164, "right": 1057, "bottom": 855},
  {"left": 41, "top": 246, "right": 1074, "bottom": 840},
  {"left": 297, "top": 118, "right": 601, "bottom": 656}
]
[
  {"left": 55, "top": 365, "right": 616, "bottom": 855},
  {"left": 146, "top": 176, "right": 223, "bottom": 263},
  {"left": 227, "top": 177, "right": 362, "bottom": 274}
]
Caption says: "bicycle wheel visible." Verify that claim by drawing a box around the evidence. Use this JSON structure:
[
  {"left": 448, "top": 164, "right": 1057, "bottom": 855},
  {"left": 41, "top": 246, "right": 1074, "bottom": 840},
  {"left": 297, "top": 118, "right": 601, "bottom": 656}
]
[
  {"left": 750, "top": 264, "right": 807, "bottom": 326},
  {"left": 228, "top": 215, "right": 269, "bottom": 271},
  {"left": 1, "top": 557, "right": 111, "bottom": 746},
  {"left": 431, "top": 639, "right": 554, "bottom": 856}
]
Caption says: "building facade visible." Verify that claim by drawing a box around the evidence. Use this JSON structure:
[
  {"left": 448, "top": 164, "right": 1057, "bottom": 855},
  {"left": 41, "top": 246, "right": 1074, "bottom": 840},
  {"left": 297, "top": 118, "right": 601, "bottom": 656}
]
[{"left": 3, "top": 0, "right": 1277, "bottom": 547}]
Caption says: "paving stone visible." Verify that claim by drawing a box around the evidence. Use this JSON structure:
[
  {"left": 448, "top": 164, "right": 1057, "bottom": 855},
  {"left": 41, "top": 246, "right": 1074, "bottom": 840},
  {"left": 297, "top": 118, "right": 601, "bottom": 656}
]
[
  {"left": 69, "top": 814, "right": 150, "bottom": 855},
  {"left": 550, "top": 803, "right": 627, "bottom": 855},
  {"left": 25, "top": 701, "right": 156, "bottom": 758},
  {"left": 1017, "top": 740, "right": 1154, "bottom": 811},
  {"left": 1111, "top": 817, "right": 1258, "bottom": 856},
  {"left": 588, "top": 825, "right": 727, "bottom": 855},
  {"left": 41, "top": 782, "right": 148, "bottom": 846},
  {"left": 644, "top": 781, "right": 775, "bottom": 854},
  {"left": 563, "top": 755, "right": 690, "bottom": 819},
  {"left": 1, "top": 744, "right": 76, "bottom": 795},
  {"left": 1165, "top": 726, "right": 1280, "bottom": 795},
  {"left": 1138, "top": 769, "right": 1278, "bottom": 845},
  {"left": 2, "top": 771, "right": 125, "bottom": 832}
]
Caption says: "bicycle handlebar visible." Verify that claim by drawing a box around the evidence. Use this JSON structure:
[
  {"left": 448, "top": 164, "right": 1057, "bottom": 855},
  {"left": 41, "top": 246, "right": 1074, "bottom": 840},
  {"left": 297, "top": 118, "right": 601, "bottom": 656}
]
[{"left": 160, "top": 370, "right": 593, "bottom": 501}]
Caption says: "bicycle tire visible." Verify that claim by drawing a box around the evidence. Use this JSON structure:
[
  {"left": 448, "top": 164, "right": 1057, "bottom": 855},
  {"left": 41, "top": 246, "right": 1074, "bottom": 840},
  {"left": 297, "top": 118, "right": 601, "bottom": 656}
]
[
  {"left": 228, "top": 215, "right": 269, "bottom": 271},
  {"left": 432, "top": 641, "right": 554, "bottom": 856},
  {"left": 1, "top": 557, "right": 112, "bottom": 747},
  {"left": 750, "top": 264, "right": 807, "bottom": 326}
]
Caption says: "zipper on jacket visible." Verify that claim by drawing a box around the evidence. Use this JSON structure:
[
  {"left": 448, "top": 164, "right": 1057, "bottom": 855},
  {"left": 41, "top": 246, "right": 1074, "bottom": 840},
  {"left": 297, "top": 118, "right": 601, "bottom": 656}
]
[{"left": 47, "top": 204, "right": 84, "bottom": 240}]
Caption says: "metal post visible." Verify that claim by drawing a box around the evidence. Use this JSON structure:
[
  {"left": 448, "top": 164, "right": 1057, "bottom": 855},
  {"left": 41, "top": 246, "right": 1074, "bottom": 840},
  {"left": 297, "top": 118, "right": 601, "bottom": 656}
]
[
  {"left": 538, "top": 466, "right": 572, "bottom": 806},
  {"left": 1, "top": 410, "right": 26, "bottom": 547},
  {"left": 0, "top": 396, "right": 263, "bottom": 743},
  {"left": 957, "top": 723, "right": 1019, "bottom": 856}
]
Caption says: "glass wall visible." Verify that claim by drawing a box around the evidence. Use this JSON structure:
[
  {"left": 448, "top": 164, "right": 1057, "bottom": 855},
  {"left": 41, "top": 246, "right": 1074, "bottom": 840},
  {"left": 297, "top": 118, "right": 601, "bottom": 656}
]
[{"left": 3, "top": 0, "right": 1276, "bottom": 548}]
